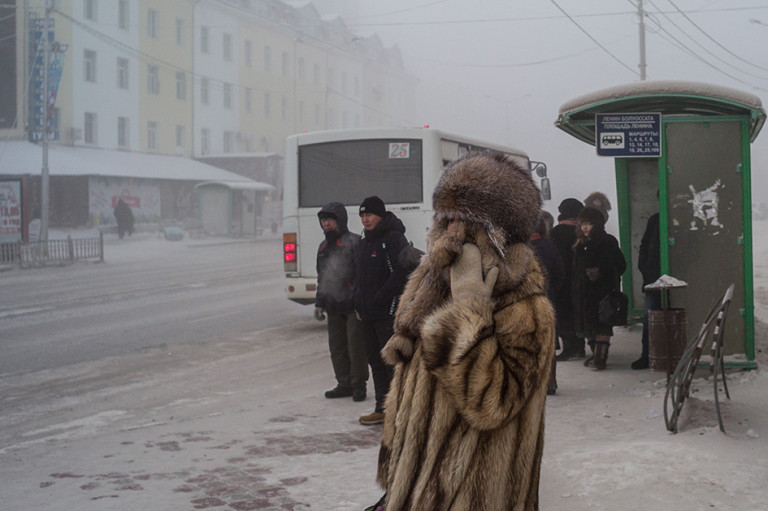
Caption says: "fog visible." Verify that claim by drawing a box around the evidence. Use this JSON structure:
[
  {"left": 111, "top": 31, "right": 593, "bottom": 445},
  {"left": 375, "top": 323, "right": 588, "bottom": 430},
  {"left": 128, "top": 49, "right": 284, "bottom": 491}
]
[{"left": 316, "top": 0, "right": 768, "bottom": 224}]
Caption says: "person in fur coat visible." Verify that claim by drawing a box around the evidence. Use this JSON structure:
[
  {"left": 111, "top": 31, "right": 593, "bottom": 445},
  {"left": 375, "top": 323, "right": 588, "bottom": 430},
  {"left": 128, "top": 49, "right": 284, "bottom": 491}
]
[{"left": 376, "top": 151, "right": 555, "bottom": 511}]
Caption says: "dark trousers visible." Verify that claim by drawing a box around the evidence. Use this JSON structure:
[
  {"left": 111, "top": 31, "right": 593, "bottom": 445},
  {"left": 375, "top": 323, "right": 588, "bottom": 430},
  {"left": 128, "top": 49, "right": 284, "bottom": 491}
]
[
  {"left": 362, "top": 318, "right": 395, "bottom": 413},
  {"left": 641, "top": 290, "right": 663, "bottom": 359},
  {"left": 327, "top": 312, "right": 368, "bottom": 389},
  {"left": 556, "top": 310, "right": 584, "bottom": 354}
]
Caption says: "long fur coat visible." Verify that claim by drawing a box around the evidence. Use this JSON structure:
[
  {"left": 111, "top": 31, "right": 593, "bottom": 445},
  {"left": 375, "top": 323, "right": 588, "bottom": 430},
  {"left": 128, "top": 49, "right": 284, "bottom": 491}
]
[{"left": 377, "top": 223, "right": 554, "bottom": 511}]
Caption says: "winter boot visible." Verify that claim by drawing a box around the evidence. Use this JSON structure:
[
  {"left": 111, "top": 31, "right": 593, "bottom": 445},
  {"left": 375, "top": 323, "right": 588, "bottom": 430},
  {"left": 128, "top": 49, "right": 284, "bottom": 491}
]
[
  {"left": 593, "top": 341, "right": 610, "bottom": 370},
  {"left": 583, "top": 339, "right": 596, "bottom": 367}
]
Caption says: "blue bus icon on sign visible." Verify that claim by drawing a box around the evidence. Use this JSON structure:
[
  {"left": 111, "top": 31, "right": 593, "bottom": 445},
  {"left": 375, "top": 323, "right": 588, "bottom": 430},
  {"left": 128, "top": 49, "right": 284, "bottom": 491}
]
[{"left": 601, "top": 133, "right": 624, "bottom": 148}]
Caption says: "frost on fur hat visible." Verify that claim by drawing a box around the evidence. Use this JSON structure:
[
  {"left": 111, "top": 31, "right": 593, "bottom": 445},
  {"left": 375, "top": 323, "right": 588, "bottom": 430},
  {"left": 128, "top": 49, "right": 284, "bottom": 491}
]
[{"left": 432, "top": 151, "right": 542, "bottom": 246}]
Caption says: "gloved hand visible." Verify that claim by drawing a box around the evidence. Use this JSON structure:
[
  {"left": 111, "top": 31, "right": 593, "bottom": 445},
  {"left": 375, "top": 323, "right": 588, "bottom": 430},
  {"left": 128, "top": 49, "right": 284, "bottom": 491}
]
[
  {"left": 586, "top": 267, "right": 600, "bottom": 282},
  {"left": 450, "top": 243, "right": 499, "bottom": 302},
  {"left": 314, "top": 307, "right": 326, "bottom": 321}
]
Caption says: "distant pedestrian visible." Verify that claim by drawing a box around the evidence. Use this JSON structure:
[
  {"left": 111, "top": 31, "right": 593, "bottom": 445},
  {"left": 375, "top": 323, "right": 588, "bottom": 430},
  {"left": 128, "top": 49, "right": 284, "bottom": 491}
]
[
  {"left": 573, "top": 206, "right": 626, "bottom": 370},
  {"left": 551, "top": 198, "right": 586, "bottom": 361},
  {"left": 375, "top": 152, "right": 554, "bottom": 510},
  {"left": 114, "top": 199, "right": 134, "bottom": 239},
  {"left": 315, "top": 202, "right": 368, "bottom": 401},
  {"left": 633, "top": 211, "right": 661, "bottom": 370},
  {"left": 354, "top": 196, "right": 409, "bottom": 426},
  {"left": 28, "top": 208, "right": 42, "bottom": 243},
  {"left": 584, "top": 191, "right": 611, "bottom": 222}
]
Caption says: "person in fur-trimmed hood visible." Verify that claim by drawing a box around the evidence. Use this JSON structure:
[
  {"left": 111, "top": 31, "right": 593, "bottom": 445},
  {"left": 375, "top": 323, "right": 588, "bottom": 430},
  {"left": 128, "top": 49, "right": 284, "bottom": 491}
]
[{"left": 375, "top": 151, "right": 555, "bottom": 511}]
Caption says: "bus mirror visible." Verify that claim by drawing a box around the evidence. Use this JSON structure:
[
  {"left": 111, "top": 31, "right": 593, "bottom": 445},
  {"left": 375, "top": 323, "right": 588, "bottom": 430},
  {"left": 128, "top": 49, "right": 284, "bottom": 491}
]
[
  {"left": 531, "top": 161, "right": 547, "bottom": 178},
  {"left": 539, "top": 177, "right": 551, "bottom": 201}
]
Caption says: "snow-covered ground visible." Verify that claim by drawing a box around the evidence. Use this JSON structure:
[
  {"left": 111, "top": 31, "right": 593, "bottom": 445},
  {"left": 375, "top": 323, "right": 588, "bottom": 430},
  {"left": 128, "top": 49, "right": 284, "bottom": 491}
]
[{"left": 1, "top": 221, "right": 767, "bottom": 510}]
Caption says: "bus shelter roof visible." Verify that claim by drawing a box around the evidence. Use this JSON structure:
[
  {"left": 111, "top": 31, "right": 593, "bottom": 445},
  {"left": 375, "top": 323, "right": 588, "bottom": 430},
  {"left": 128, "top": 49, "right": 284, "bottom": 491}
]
[
  {"left": 194, "top": 180, "right": 275, "bottom": 192},
  {"left": 555, "top": 80, "right": 766, "bottom": 145}
]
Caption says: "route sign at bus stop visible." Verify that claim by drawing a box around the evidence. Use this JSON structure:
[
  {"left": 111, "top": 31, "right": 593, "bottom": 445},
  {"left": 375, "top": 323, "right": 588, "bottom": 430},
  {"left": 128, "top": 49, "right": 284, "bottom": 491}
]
[{"left": 595, "top": 112, "right": 661, "bottom": 158}]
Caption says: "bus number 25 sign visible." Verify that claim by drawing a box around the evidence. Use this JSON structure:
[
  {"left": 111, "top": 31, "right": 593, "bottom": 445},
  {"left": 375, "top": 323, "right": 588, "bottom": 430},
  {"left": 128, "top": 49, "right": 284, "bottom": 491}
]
[{"left": 389, "top": 142, "right": 410, "bottom": 159}]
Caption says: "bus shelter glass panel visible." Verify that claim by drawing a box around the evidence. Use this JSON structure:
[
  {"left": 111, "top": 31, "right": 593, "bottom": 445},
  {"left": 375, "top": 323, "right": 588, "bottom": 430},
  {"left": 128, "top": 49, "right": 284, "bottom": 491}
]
[
  {"left": 625, "top": 158, "right": 660, "bottom": 310},
  {"left": 666, "top": 121, "right": 745, "bottom": 354}
]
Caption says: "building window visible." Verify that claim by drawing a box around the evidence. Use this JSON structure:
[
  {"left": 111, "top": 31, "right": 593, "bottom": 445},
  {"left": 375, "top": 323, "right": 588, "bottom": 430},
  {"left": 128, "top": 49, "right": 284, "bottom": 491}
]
[
  {"left": 264, "top": 92, "right": 270, "bottom": 116},
  {"left": 298, "top": 57, "right": 305, "bottom": 80},
  {"left": 200, "top": 77, "right": 209, "bottom": 104},
  {"left": 147, "top": 64, "right": 159, "bottom": 94},
  {"left": 147, "top": 121, "right": 158, "bottom": 150},
  {"left": 84, "top": 0, "right": 97, "bottom": 21},
  {"left": 223, "top": 83, "right": 232, "bottom": 108},
  {"left": 264, "top": 46, "right": 271, "bottom": 72},
  {"left": 176, "top": 18, "right": 185, "bottom": 46},
  {"left": 147, "top": 9, "right": 158, "bottom": 38},
  {"left": 84, "top": 112, "right": 96, "bottom": 144},
  {"left": 117, "top": 57, "right": 129, "bottom": 89},
  {"left": 298, "top": 101, "right": 305, "bottom": 123},
  {"left": 176, "top": 125, "right": 185, "bottom": 149},
  {"left": 200, "top": 26, "right": 209, "bottom": 53},
  {"left": 118, "top": 0, "right": 129, "bottom": 30},
  {"left": 244, "top": 87, "right": 252, "bottom": 112},
  {"left": 313, "top": 63, "right": 320, "bottom": 87},
  {"left": 342, "top": 72, "right": 347, "bottom": 94},
  {"left": 281, "top": 97, "right": 287, "bottom": 120},
  {"left": 117, "top": 116, "right": 129, "bottom": 147},
  {"left": 223, "top": 131, "right": 234, "bottom": 153},
  {"left": 354, "top": 76, "right": 360, "bottom": 97},
  {"left": 200, "top": 128, "right": 210, "bottom": 155},
  {"left": 176, "top": 71, "right": 186, "bottom": 100},
  {"left": 244, "top": 40, "right": 252, "bottom": 67},
  {"left": 84, "top": 49, "right": 96, "bottom": 82},
  {"left": 223, "top": 33, "right": 232, "bottom": 61},
  {"left": 282, "top": 51, "right": 289, "bottom": 75}
]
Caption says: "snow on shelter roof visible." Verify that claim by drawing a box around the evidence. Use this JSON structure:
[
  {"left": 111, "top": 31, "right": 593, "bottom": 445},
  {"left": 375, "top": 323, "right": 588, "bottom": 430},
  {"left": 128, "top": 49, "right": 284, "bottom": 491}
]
[
  {"left": 194, "top": 181, "right": 274, "bottom": 192},
  {"left": 555, "top": 80, "right": 766, "bottom": 144},
  {"left": 0, "top": 141, "right": 256, "bottom": 182}
]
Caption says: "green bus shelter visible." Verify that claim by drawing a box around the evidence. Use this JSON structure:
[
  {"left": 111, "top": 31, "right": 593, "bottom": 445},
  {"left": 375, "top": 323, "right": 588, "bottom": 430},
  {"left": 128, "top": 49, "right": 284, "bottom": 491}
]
[{"left": 555, "top": 80, "right": 765, "bottom": 367}]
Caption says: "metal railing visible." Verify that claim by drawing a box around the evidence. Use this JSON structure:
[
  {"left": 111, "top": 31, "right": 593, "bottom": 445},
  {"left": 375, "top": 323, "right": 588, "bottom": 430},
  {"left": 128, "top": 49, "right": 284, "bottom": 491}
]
[{"left": 0, "top": 231, "right": 104, "bottom": 268}]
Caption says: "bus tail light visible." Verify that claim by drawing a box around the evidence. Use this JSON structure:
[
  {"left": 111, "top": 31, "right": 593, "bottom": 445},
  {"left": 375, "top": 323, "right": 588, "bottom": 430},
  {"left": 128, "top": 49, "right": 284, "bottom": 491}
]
[{"left": 283, "top": 233, "right": 298, "bottom": 272}]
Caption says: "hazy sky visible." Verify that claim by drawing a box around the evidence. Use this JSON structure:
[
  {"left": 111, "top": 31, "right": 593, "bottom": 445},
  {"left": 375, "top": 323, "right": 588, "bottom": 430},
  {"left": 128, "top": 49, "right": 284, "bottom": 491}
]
[{"left": 323, "top": 0, "right": 768, "bottom": 218}]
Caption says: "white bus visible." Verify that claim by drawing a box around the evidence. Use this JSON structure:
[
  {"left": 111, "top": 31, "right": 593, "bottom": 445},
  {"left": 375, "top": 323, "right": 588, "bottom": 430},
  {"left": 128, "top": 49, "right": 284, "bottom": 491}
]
[{"left": 282, "top": 127, "right": 550, "bottom": 305}]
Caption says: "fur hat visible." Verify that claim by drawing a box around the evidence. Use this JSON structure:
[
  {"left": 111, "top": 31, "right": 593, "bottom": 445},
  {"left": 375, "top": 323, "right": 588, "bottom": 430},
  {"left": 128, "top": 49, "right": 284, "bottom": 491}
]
[
  {"left": 359, "top": 196, "right": 386, "bottom": 218},
  {"left": 432, "top": 151, "right": 542, "bottom": 247},
  {"left": 584, "top": 191, "right": 611, "bottom": 221},
  {"left": 577, "top": 206, "right": 606, "bottom": 228},
  {"left": 557, "top": 198, "right": 583, "bottom": 221}
]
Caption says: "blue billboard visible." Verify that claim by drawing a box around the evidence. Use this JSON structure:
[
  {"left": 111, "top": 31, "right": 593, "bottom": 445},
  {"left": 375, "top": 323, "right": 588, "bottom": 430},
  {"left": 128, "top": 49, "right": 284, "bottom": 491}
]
[{"left": 596, "top": 113, "right": 661, "bottom": 158}]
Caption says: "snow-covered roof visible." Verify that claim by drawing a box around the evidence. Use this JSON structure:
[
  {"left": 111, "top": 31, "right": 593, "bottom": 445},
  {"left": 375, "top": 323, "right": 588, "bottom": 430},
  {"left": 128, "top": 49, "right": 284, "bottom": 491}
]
[
  {"left": 0, "top": 141, "right": 255, "bottom": 182},
  {"left": 556, "top": 80, "right": 766, "bottom": 144},
  {"left": 194, "top": 180, "right": 274, "bottom": 192}
]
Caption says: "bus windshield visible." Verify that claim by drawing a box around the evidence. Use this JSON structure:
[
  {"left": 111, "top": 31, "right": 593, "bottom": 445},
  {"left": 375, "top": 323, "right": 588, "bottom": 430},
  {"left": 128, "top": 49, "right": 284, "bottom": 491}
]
[{"left": 298, "top": 139, "right": 424, "bottom": 208}]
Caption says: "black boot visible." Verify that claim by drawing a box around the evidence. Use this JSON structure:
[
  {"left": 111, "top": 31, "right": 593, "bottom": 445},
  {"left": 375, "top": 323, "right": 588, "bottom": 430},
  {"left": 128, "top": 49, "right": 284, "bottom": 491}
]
[
  {"left": 583, "top": 340, "right": 596, "bottom": 367},
  {"left": 593, "top": 341, "right": 610, "bottom": 370}
]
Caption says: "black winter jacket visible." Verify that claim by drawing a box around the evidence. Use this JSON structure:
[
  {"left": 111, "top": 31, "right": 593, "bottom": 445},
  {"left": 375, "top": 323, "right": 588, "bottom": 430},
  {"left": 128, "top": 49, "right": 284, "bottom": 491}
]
[
  {"left": 550, "top": 222, "right": 578, "bottom": 313},
  {"left": 572, "top": 228, "right": 626, "bottom": 337},
  {"left": 354, "top": 211, "right": 409, "bottom": 321},
  {"left": 316, "top": 202, "right": 360, "bottom": 314},
  {"left": 638, "top": 213, "right": 661, "bottom": 288}
]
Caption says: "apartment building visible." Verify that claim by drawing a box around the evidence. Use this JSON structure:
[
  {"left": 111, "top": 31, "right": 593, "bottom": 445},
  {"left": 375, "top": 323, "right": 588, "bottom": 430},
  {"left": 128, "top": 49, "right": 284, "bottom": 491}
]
[{"left": 0, "top": 0, "right": 416, "bottom": 229}]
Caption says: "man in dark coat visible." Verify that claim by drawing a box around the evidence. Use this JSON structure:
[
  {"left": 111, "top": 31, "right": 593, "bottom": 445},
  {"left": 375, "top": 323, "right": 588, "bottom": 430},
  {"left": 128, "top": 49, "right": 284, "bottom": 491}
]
[
  {"left": 551, "top": 198, "right": 585, "bottom": 360},
  {"left": 315, "top": 202, "right": 368, "bottom": 400},
  {"left": 633, "top": 212, "right": 661, "bottom": 370},
  {"left": 354, "top": 196, "right": 409, "bottom": 425},
  {"left": 114, "top": 199, "right": 134, "bottom": 239}
]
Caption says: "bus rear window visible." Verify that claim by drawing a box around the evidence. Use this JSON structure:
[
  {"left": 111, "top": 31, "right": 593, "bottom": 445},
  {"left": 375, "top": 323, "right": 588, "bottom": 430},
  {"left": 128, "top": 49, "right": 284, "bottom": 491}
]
[{"left": 298, "top": 139, "right": 423, "bottom": 208}]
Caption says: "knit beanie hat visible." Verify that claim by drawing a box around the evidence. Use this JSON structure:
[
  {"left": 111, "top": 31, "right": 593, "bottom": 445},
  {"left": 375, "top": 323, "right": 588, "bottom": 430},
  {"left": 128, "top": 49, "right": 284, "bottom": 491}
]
[
  {"left": 577, "top": 206, "right": 607, "bottom": 229},
  {"left": 359, "top": 196, "right": 386, "bottom": 218},
  {"left": 557, "top": 198, "right": 583, "bottom": 221}
]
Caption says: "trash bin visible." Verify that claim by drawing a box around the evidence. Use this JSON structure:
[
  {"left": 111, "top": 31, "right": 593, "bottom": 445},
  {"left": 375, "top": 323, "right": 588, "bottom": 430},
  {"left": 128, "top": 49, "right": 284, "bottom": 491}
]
[{"left": 649, "top": 308, "right": 687, "bottom": 372}]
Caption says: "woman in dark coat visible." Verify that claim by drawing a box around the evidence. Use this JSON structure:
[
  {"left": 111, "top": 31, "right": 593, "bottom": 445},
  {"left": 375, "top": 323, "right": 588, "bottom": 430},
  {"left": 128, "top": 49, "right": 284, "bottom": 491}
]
[{"left": 572, "top": 206, "right": 626, "bottom": 370}]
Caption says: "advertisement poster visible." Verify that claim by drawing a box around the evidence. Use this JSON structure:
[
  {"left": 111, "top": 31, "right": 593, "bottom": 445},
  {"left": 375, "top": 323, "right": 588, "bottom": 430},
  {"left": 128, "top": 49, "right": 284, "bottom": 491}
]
[
  {"left": 0, "top": 180, "right": 22, "bottom": 242},
  {"left": 89, "top": 177, "right": 160, "bottom": 226}
]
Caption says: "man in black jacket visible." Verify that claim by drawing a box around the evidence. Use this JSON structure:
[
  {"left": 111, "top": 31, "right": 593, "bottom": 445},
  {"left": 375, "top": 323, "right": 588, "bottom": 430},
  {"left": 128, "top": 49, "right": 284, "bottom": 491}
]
[
  {"left": 315, "top": 202, "right": 368, "bottom": 400},
  {"left": 354, "top": 196, "right": 409, "bottom": 425},
  {"left": 633, "top": 212, "right": 661, "bottom": 370}
]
